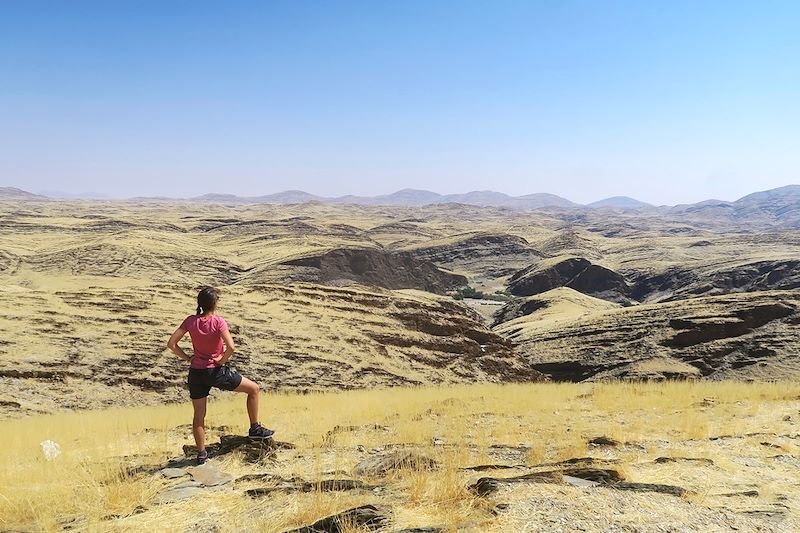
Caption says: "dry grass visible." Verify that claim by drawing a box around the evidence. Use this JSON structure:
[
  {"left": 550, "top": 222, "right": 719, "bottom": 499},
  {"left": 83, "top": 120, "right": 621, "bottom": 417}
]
[{"left": 1, "top": 381, "right": 798, "bottom": 532}]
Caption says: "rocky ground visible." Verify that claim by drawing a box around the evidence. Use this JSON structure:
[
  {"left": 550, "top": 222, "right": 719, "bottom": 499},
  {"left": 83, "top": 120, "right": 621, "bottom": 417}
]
[{"left": 2, "top": 382, "right": 797, "bottom": 532}]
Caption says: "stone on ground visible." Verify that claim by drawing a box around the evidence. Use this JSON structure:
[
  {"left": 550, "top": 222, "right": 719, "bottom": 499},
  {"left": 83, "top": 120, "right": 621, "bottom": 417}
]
[
  {"left": 187, "top": 465, "right": 234, "bottom": 487},
  {"left": 353, "top": 450, "right": 437, "bottom": 477},
  {"left": 160, "top": 467, "right": 189, "bottom": 479},
  {"left": 282, "top": 504, "right": 389, "bottom": 533},
  {"left": 155, "top": 485, "right": 205, "bottom": 504}
]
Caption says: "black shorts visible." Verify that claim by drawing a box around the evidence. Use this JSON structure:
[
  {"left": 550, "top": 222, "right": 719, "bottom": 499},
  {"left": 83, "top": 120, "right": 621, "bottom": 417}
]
[{"left": 187, "top": 365, "right": 243, "bottom": 399}]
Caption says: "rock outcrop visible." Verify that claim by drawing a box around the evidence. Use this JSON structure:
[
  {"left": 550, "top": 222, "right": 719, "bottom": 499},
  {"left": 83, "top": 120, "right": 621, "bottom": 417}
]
[
  {"left": 283, "top": 505, "right": 389, "bottom": 533},
  {"left": 403, "top": 232, "right": 544, "bottom": 279},
  {"left": 280, "top": 248, "right": 467, "bottom": 294},
  {"left": 631, "top": 260, "right": 800, "bottom": 302},
  {"left": 507, "top": 256, "right": 631, "bottom": 303}
]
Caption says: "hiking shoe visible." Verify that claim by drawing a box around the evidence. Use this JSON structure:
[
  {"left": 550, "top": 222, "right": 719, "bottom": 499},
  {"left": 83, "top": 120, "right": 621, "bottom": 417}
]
[
  {"left": 248, "top": 423, "right": 275, "bottom": 439},
  {"left": 197, "top": 450, "right": 209, "bottom": 465}
]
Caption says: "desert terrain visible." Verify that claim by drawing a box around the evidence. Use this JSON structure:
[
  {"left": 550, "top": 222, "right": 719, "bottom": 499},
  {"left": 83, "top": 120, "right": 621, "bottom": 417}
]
[
  {"left": 1, "top": 188, "right": 799, "bottom": 417},
  {"left": 0, "top": 186, "right": 799, "bottom": 531}
]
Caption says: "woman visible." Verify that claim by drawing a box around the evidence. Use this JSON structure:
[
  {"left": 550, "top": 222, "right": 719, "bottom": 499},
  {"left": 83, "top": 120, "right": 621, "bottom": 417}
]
[{"left": 167, "top": 287, "right": 274, "bottom": 465}]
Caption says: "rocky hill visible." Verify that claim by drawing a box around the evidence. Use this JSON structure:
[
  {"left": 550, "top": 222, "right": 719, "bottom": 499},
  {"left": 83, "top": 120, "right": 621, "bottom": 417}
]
[
  {"left": 494, "top": 289, "right": 800, "bottom": 381},
  {"left": 278, "top": 248, "right": 467, "bottom": 293},
  {"left": 0, "top": 186, "right": 47, "bottom": 200},
  {"left": 507, "top": 256, "right": 631, "bottom": 304}
]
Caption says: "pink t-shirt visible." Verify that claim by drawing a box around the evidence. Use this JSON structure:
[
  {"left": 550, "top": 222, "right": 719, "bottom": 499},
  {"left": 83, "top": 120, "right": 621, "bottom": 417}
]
[{"left": 180, "top": 314, "right": 229, "bottom": 369}]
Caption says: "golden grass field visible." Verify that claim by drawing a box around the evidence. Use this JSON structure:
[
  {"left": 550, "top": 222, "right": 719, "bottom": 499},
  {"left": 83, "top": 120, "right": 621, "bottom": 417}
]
[{"left": 2, "top": 381, "right": 799, "bottom": 532}]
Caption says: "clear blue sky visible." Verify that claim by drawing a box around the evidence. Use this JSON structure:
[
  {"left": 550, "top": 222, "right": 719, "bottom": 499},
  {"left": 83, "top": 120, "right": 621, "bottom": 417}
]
[{"left": 1, "top": 1, "right": 798, "bottom": 204}]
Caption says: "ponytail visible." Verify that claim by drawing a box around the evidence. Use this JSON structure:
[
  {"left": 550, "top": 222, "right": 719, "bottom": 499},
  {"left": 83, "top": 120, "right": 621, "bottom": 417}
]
[{"left": 196, "top": 287, "right": 219, "bottom": 316}]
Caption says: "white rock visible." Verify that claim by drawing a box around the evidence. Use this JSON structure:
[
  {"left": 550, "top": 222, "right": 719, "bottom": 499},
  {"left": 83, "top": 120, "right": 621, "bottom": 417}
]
[{"left": 40, "top": 440, "right": 61, "bottom": 461}]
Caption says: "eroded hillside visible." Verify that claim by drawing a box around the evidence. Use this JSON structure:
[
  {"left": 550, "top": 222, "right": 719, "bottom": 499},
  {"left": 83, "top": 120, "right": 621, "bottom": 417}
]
[
  {"left": 494, "top": 289, "right": 800, "bottom": 381},
  {"left": 1, "top": 199, "right": 799, "bottom": 415}
]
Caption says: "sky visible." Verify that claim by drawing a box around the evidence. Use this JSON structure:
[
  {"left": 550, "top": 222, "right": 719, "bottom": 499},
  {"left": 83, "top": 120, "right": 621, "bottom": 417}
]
[{"left": 1, "top": 1, "right": 798, "bottom": 205}]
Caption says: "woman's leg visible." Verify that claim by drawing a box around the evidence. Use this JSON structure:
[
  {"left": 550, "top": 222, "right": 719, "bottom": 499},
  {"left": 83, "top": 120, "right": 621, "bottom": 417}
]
[
  {"left": 191, "top": 397, "right": 207, "bottom": 451},
  {"left": 234, "top": 377, "right": 260, "bottom": 425}
]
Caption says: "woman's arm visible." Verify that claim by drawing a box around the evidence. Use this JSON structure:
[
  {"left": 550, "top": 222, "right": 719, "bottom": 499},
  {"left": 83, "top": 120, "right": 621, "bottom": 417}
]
[
  {"left": 167, "top": 328, "right": 192, "bottom": 362},
  {"left": 213, "top": 329, "right": 235, "bottom": 365}
]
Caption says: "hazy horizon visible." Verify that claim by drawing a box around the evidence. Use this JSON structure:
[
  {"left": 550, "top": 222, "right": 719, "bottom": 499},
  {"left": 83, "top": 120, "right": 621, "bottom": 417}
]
[
  {"left": 2, "top": 1, "right": 799, "bottom": 205},
  {"left": 14, "top": 182, "right": 795, "bottom": 206}
]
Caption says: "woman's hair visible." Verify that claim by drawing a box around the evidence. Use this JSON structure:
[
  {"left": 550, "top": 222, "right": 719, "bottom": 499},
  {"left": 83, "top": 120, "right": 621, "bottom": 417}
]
[{"left": 196, "top": 287, "right": 219, "bottom": 316}]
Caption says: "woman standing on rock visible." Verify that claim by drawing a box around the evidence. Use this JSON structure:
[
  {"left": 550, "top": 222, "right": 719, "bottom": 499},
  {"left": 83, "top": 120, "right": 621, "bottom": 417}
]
[{"left": 167, "top": 286, "right": 274, "bottom": 464}]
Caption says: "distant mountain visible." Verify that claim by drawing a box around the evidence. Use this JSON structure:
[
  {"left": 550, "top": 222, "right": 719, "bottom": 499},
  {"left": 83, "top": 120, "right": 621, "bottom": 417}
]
[
  {"left": 665, "top": 185, "right": 800, "bottom": 229},
  {"left": 7, "top": 185, "right": 800, "bottom": 227},
  {"left": 185, "top": 189, "right": 577, "bottom": 209},
  {"left": 692, "top": 199, "right": 731, "bottom": 207},
  {"left": 735, "top": 184, "right": 800, "bottom": 204},
  {"left": 444, "top": 190, "right": 513, "bottom": 205},
  {"left": 190, "top": 191, "right": 322, "bottom": 204},
  {"left": 193, "top": 193, "right": 242, "bottom": 203},
  {"left": 589, "top": 196, "right": 652, "bottom": 209},
  {"left": 375, "top": 189, "right": 445, "bottom": 206},
  {"left": 0, "top": 187, "right": 47, "bottom": 200},
  {"left": 513, "top": 193, "right": 578, "bottom": 209},
  {"left": 258, "top": 190, "right": 323, "bottom": 204},
  {"left": 39, "top": 190, "right": 113, "bottom": 199}
]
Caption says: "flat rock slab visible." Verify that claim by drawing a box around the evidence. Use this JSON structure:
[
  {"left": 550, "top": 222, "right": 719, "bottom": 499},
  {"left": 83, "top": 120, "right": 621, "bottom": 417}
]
[
  {"left": 354, "top": 450, "right": 437, "bottom": 477},
  {"left": 534, "top": 457, "right": 620, "bottom": 468},
  {"left": 187, "top": 465, "right": 234, "bottom": 487},
  {"left": 562, "top": 467, "right": 623, "bottom": 484},
  {"left": 470, "top": 471, "right": 563, "bottom": 496},
  {"left": 172, "top": 480, "right": 203, "bottom": 490},
  {"left": 654, "top": 456, "right": 714, "bottom": 465},
  {"left": 246, "top": 478, "right": 368, "bottom": 497},
  {"left": 283, "top": 504, "right": 389, "bottom": 533},
  {"left": 470, "top": 467, "right": 623, "bottom": 496},
  {"left": 160, "top": 467, "right": 190, "bottom": 479},
  {"left": 563, "top": 475, "right": 600, "bottom": 488},
  {"left": 461, "top": 463, "right": 525, "bottom": 472},
  {"left": 469, "top": 467, "right": 687, "bottom": 498},
  {"left": 158, "top": 465, "right": 233, "bottom": 487},
  {"left": 610, "top": 482, "right": 687, "bottom": 497},
  {"left": 155, "top": 486, "right": 205, "bottom": 504}
]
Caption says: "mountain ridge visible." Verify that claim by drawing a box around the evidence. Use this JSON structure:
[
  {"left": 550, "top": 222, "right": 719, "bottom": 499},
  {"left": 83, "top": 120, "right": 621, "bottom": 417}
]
[{"left": 6, "top": 184, "right": 800, "bottom": 213}]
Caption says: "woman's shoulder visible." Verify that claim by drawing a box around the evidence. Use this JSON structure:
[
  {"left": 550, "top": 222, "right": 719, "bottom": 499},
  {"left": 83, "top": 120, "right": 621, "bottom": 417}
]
[
  {"left": 180, "top": 315, "right": 198, "bottom": 329},
  {"left": 212, "top": 315, "right": 229, "bottom": 330}
]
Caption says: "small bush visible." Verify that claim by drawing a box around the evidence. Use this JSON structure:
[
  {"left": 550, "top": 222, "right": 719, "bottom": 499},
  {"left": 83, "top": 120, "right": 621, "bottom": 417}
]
[{"left": 453, "top": 286, "right": 512, "bottom": 301}]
